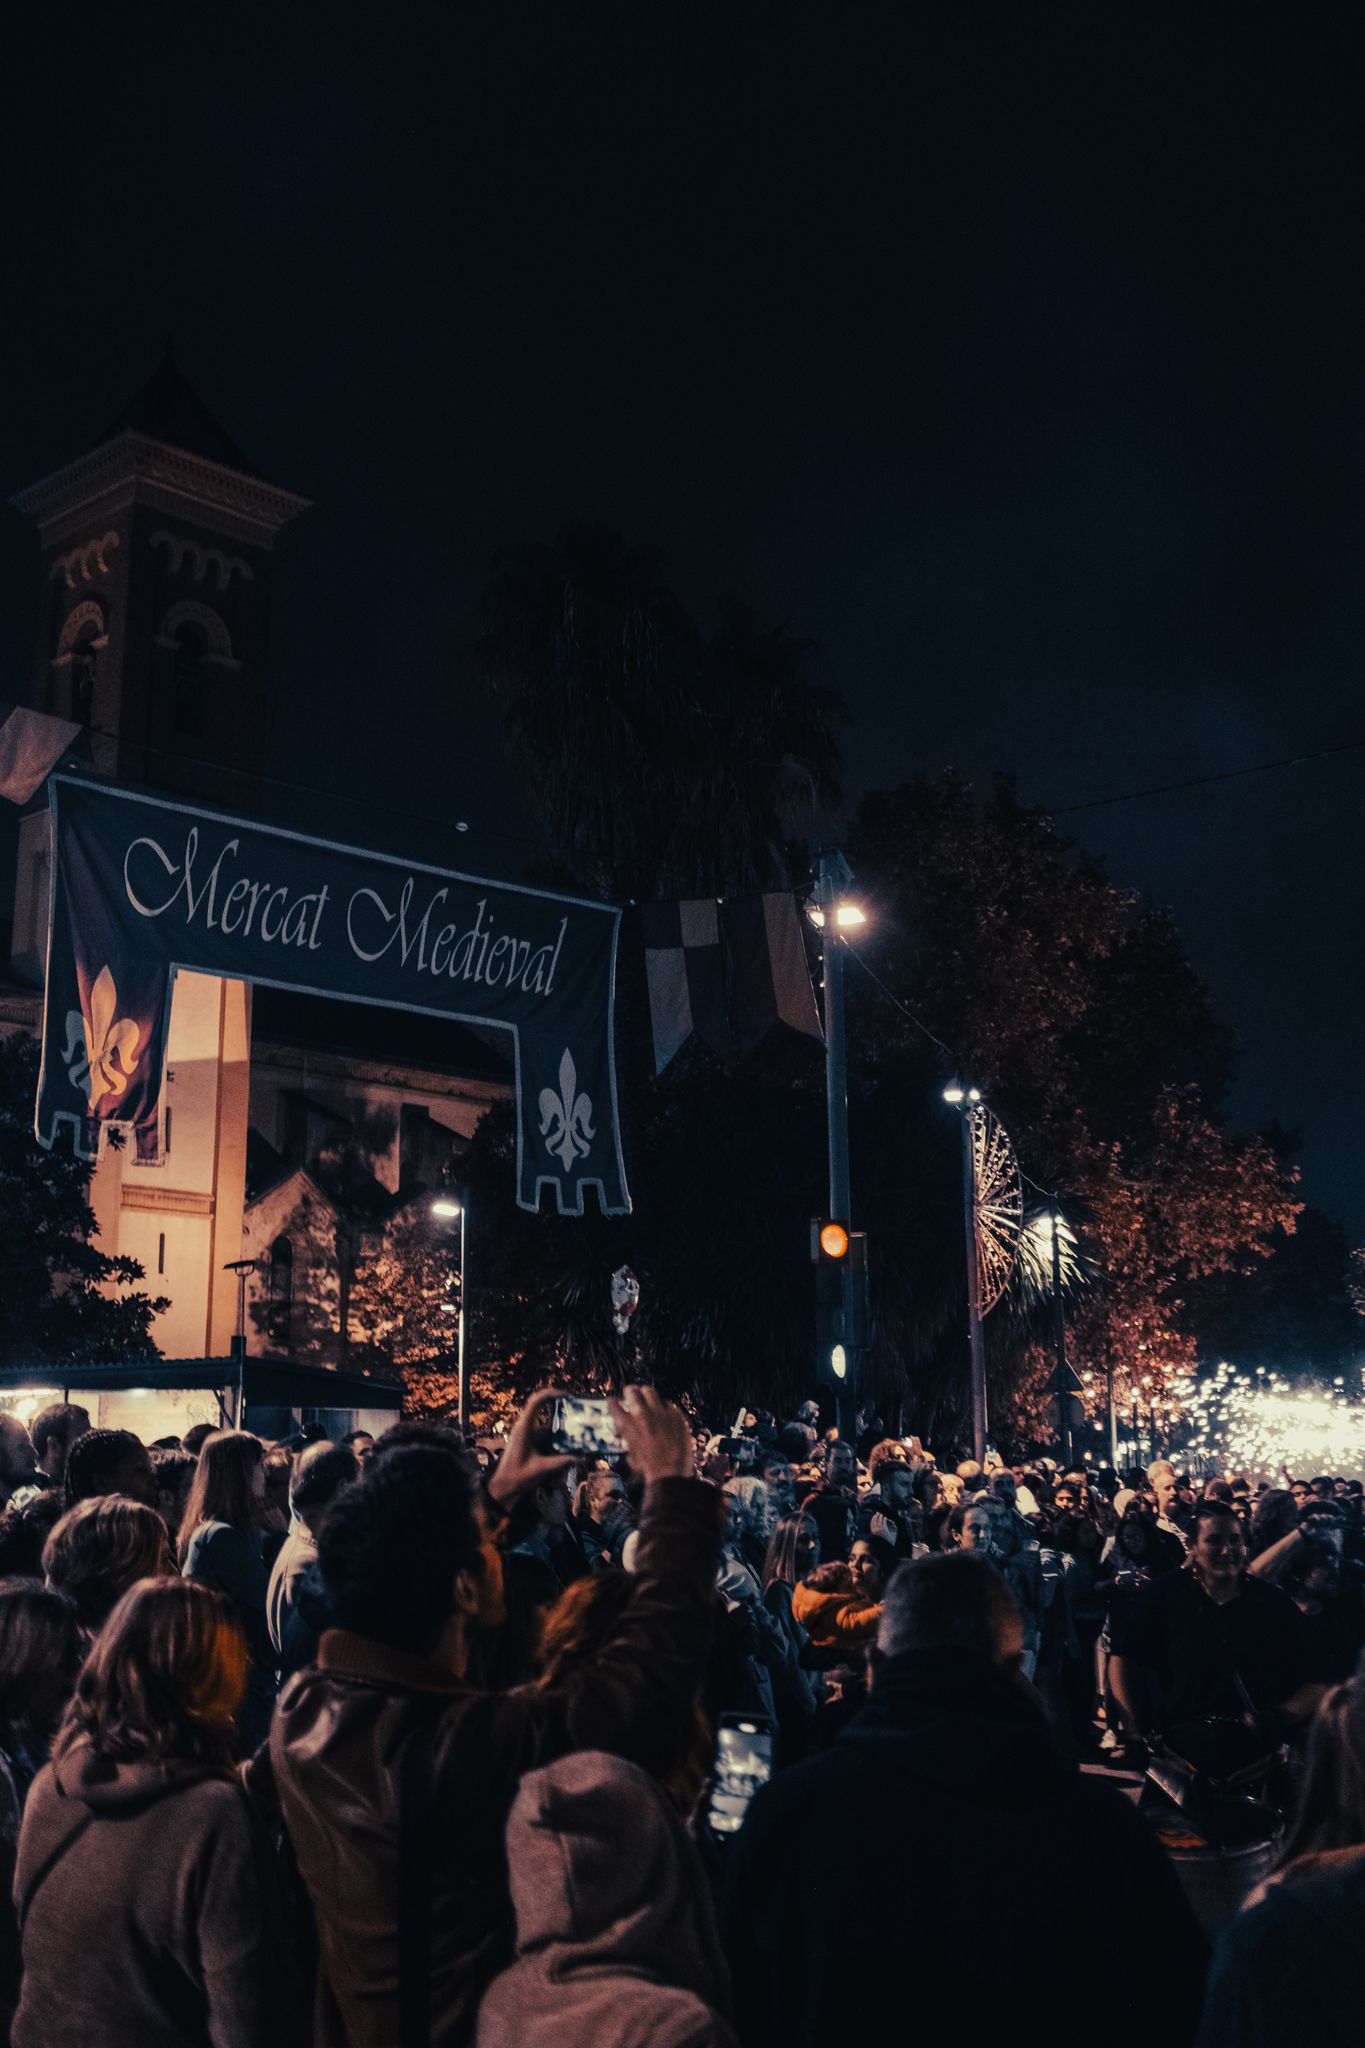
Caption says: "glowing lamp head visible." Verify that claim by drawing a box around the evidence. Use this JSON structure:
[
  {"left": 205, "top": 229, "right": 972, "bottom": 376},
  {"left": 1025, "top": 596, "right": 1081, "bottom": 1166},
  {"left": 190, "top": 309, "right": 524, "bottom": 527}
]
[
  {"left": 943, "top": 1085, "right": 965, "bottom": 1105},
  {"left": 431, "top": 1198, "right": 462, "bottom": 1219},
  {"left": 819, "top": 1222, "right": 850, "bottom": 1261},
  {"left": 830, "top": 1344, "right": 848, "bottom": 1381}
]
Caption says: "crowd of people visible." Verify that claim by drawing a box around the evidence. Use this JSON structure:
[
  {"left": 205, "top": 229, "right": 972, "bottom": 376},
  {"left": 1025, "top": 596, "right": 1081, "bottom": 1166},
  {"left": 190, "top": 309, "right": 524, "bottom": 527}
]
[{"left": 0, "top": 1391, "right": 1362, "bottom": 2045}]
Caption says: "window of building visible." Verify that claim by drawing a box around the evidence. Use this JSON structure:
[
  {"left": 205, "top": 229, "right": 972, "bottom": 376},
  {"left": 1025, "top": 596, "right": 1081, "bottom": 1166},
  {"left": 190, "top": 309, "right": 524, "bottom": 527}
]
[
  {"left": 164, "top": 1106, "right": 172, "bottom": 1155},
  {"left": 266, "top": 1235, "right": 294, "bottom": 1346},
  {"left": 173, "top": 625, "right": 207, "bottom": 735},
  {"left": 157, "top": 1232, "right": 166, "bottom": 1276}
]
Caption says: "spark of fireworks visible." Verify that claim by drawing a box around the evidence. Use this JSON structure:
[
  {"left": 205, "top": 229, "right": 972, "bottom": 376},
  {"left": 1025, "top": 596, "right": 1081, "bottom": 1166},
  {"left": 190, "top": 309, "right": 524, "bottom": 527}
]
[{"left": 1174, "top": 1362, "right": 1365, "bottom": 1480}]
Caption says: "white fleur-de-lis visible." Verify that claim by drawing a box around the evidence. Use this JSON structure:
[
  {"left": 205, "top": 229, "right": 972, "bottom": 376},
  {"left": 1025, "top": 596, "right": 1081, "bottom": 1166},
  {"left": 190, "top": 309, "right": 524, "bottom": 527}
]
[
  {"left": 538, "top": 1048, "right": 595, "bottom": 1173},
  {"left": 62, "top": 965, "right": 142, "bottom": 1112}
]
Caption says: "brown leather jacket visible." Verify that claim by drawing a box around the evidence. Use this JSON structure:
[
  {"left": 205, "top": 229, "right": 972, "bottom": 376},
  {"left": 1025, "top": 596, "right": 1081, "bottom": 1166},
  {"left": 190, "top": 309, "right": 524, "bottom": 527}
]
[{"left": 269, "top": 1475, "right": 722, "bottom": 2048}]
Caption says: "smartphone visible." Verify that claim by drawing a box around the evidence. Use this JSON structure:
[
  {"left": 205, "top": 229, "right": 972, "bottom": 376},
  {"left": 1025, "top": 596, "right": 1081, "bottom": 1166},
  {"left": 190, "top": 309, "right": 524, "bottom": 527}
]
[
  {"left": 706, "top": 1713, "right": 775, "bottom": 1837},
  {"left": 549, "top": 1396, "right": 626, "bottom": 1460}
]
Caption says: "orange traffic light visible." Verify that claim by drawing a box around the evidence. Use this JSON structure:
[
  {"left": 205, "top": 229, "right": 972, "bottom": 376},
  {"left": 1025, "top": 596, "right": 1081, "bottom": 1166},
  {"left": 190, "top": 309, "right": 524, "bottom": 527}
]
[{"left": 819, "top": 1221, "right": 850, "bottom": 1261}]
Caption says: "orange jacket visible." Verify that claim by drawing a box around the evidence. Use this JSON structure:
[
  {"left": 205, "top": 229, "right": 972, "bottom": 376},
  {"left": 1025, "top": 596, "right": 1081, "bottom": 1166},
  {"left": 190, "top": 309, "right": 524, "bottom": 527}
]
[{"left": 790, "top": 1581, "right": 882, "bottom": 1648}]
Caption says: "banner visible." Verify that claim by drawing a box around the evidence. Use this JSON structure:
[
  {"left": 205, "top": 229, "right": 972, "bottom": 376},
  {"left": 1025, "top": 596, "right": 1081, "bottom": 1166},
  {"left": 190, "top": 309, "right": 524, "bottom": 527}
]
[
  {"left": 36, "top": 778, "right": 630, "bottom": 1216},
  {"left": 640, "top": 893, "right": 824, "bottom": 1072}
]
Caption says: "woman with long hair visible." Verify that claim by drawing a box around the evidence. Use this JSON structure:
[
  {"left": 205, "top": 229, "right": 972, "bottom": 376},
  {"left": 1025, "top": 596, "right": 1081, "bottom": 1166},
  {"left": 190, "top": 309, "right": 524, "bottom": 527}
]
[
  {"left": 42, "top": 1498, "right": 174, "bottom": 1640},
  {"left": 10, "top": 1580, "right": 301, "bottom": 2047},
  {"left": 179, "top": 1432, "right": 276, "bottom": 1753},
  {"left": 1246, "top": 1671, "right": 1365, "bottom": 1904},
  {"left": 0, "top": 1582, "right": 83, "bottom": 2040}
]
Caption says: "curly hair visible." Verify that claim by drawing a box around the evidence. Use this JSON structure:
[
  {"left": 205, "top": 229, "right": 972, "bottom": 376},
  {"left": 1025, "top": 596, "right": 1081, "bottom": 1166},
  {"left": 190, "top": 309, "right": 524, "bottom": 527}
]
[
  {"left": 43, "top": 1497, "right": 175, "bottom": 1632},
  {"left": 64, "top": 1430, "right": 146, "bottom": 1509},
  {"left": 317, "top": 1445, "right": 482, "bottom": 1654},
  {"left": 55, "top": 1579, "right": 247, "bottom": 1770}
]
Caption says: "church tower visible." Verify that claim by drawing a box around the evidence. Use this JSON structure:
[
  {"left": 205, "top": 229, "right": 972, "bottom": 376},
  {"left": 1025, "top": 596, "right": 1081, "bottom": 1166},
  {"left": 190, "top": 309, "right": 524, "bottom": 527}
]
[{"left": 8, "top": 354, "right": 309, "bottom": 1361}]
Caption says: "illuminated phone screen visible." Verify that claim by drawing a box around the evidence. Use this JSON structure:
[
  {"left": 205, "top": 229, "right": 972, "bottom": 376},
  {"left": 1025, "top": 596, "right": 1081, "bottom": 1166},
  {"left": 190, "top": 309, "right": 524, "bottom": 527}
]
[{"left": 708, "top": 1719, "right": 774, "bottom": 1835}]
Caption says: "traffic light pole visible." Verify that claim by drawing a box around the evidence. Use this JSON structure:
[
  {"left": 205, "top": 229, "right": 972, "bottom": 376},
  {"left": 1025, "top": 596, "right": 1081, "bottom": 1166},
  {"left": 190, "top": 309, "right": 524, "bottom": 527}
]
[
  {"left": 958, "top": 1108, "right": 989, "bottom": 1464},
  {"left": 818, "top": 852, "right": 857, "bottom": 1442}
]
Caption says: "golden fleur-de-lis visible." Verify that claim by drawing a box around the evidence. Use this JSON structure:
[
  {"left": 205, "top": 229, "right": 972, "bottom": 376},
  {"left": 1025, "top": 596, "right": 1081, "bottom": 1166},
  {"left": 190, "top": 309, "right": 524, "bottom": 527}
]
[
  {"left": 538, "top": 1048, "right": 595, "bottom": 1172},
  {"left": 62, "top": 965, "right": 142, "bottom": 1112}
]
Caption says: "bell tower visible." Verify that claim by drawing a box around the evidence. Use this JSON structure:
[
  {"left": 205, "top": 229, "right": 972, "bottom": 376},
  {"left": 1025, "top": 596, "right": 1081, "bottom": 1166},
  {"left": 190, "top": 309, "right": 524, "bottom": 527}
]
[{"left": 7, "top": 354, "right": 309, "bottom": 1358}]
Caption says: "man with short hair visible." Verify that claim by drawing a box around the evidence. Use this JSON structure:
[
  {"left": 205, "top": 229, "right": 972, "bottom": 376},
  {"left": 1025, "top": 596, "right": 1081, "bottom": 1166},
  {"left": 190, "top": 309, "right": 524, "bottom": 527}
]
[
  {"left": 269, "top": 1386, "right": 720, "bottom": 2046},
  {"left": 267, "top": 1439, "right": 360, "bottom": 1676},
  {"left": 857, "top": 1443, "right": 922, "bottom": 1558},
  {"left": 0, "top": 1415, "right": 43, "bottom": 1510},
  {"left": 575, "top": 1468, "right": 632, "bottom": 1571},
  {"left": 28, "top": 1403, "right": 91, "bottom": 1486},
  {"left": 801, "top": 1438, "right": 858, "bottom": 1562},
  {"left": 722, "top": 1552, "right": 1206, "bottom": 2046}
]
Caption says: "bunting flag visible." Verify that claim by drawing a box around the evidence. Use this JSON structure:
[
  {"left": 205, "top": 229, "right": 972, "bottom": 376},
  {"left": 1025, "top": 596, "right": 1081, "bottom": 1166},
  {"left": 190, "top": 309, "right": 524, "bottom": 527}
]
[
  {"left": 0, "top": 701, "right": 82, "bottom": 805},
  {"left": 641, "top": 892, "right": 824, "bottom": 1072}
]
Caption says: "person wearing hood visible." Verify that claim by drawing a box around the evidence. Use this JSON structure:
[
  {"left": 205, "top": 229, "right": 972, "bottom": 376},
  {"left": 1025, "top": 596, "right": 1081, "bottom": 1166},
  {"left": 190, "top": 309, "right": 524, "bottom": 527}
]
[
  {"left": 478, "top": 1749, "right": 736, "bottom": 2048},
  {"left": 11, "top": 1577, "right": 303, "bottom": 2048},
  {"left": 721, "top": 1551, "right": 1206, "bottom": 2048}
]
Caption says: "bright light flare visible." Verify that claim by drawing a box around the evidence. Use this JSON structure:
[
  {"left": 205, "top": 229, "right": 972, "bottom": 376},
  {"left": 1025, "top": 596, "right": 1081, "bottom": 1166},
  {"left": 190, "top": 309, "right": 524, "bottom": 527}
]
[
  {"left": 431, "top": 1198, "right": 462, "bottom": 1218},
  {"left": 1176, "top": 1363, "right": 1365, "bottom": 1480}
]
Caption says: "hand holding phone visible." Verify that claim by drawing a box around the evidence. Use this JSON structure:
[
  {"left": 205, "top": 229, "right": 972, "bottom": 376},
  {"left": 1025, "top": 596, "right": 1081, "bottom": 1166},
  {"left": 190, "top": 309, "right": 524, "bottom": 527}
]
[{"left": 706, "top": 1713, "right": 775, "bottom": 1837}]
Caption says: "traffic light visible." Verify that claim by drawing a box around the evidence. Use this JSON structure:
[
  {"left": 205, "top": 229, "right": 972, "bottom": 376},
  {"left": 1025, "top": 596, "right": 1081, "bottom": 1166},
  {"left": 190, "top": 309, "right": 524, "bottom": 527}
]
[{"left": 811, "top": 1220, "right": 868, "bottom": 1390}]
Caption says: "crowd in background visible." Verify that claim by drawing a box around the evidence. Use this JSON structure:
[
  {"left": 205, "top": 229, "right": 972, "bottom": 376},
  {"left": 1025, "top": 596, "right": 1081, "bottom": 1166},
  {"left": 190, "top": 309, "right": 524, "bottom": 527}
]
[{"left": 0, "top": 1391, "right": 1362, "bottom": 2046}]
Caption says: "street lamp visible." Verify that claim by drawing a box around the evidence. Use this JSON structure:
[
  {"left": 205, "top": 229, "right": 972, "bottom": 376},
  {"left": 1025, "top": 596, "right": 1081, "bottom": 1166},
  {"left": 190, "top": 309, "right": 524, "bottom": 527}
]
[
  {"left": 430, "top": 1193, "right": 468, "bottom": 1433},
  {"left": 943, "top": 1085, "right": 988, "bottom": 1461}
]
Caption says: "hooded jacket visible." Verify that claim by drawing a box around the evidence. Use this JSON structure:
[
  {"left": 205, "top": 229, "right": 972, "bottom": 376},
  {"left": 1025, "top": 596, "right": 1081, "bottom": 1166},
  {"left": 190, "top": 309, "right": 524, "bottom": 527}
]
[
  {"left": 789, "top": 1580, "right": 881, "bottom": 1649},
  {"left": 269, "top": 1474, "right": 722, "bottom": 2048},
  {"left": 477, "top": 1751, "right": 737, "bottom": 2048},
  {"left": 722, "top": 1646, "right": 1206, "bottom": 2048},
  {"left": 10, "top": 1737, "right": 302, "bottom": 2048}
]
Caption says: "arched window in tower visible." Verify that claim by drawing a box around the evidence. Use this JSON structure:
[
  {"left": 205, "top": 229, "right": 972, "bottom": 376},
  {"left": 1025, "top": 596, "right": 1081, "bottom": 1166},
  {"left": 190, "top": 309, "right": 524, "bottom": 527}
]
[
  {"left": 266, "top": 1235, "right": 294, "bottom": 1346},
  {"left": 55, "top": 601, "right": 106, "bottom": 725},
  {"left": 172, "top": 624, "right": 207, "bottom": 736}
]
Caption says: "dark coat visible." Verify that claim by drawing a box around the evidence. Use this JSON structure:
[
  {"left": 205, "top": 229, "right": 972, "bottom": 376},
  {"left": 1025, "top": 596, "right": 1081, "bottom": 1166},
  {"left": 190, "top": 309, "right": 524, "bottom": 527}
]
[
  {"left": 721, "top": 1646, "right": 1207, "bottom": 2048},
  {"left": 1196, "top": 1851, "right": 1365, "bottom": 2048},
  {"left": 269, "top": 1476, "right": 722, "bottom": 2048}
]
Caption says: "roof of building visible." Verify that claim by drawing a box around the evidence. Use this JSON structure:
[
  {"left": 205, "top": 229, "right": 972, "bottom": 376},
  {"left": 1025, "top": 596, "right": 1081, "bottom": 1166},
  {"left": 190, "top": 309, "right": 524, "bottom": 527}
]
[
  {"left": 98, "top": 341, "right": 262, "bottom": 477},
  {"left": 0, "top": 1357, "right": 402, "bottom": 1407}
]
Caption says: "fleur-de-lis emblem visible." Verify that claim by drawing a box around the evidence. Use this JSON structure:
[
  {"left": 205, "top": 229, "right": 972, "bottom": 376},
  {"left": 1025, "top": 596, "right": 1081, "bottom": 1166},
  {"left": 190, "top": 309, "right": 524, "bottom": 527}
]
[
  {"left": 62, "top": 965, "right": 142, "bottom": 1112},
  {"left": 538, "top": 1048, "right": 595, "bottom": 1173}
]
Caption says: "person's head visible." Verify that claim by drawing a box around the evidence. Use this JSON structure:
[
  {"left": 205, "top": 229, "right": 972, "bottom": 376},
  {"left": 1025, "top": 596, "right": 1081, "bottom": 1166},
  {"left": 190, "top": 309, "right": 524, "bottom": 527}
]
[
  {"left": 826, "top": 1441, "right": 856, "bottom": 1489},
  {"left": 29, "top": 1404, "right": 91, "bottom": 1482},
  {"left": 1147, "top": 1459, "right": 1176, "bottom": 1491},
  {"left": 1189, "top": 1502, "right": 1246, "bottom": 1593},
  {"left": 762, "top": 1512, "right": 820, "bottom": 1590},
  {"left": 1275, "top": 1675, "right": 1365, "bottom": 1871},
  {"left": 797, "top": 1401, "right": 820, "bottom": 1428},
  {"left": 1117, "top": 1503, "right": 1155, "bottom": 1560},
  {"left": 1203, "top": 1478, "right": 1235, "bottom": 1506},
  {"left": 0, "top": 1415, "right": 37, "bottom": 1490},
  {"left": 149, "top": 1448, "right": 198, "bottom": 1540},
  {"left": 1311, "top": 1476, "right": 1336, "bottom": 1502},
  {"left": 951, "top": 1501, "right": 999, "bottom": 1557},
  {"left": 581, "top": 1470, "right": 631, "bottom": 1533},
  {"left": 176, "top": 1431, "right": 265, "bottom": 1563},
  {"left": 317, "top": 1445, "right": 484, "bottom": 1657},
  {"left": 759, "top": 1454, "right": 794, "bottom": 1509},
  {"left": 0, "top": 1579, "right": 82, "bottom": 1746},
  {"left": 1251, "top": 1488, "right": 1298, "bottom": 1550},
  {"left": 64, "top": 1430, "right": 156, "bottom": 1510},
  {"left": 342, "top": 1429, "right": 377, "bottom": 1467},
  {"left": 878, "top": 1552, "right": 1024, "bottom": 1669},
  {"left": 938, "top": 1472, "right": 964, "bottom": 1507},
  {"left": 850, "top": 1534, "right": 896, "bottom": 1600},
  {"left": 988, "top": 1470, "right": 1018, "bottom": 1509},
  {"left": 0, "top": 1490, "right": 65, "bottom": 1578},
  {"left": 42, "top": 1496, "right": 175, "bottom": 1633},
  {"left": 180, "top": 1422, "right": 216, "bottom": 1459},
  {"left": 1053, "top": 1481, "right": 1080, "bottom": 1516},
  {"left": 261, "top": 1444, "right": 293, "bottom": 1521},
  {"left": 288, "top": 1440, "right": 360, "bottom": 1535},
  {"left": 1289, "top": 1478, "right": 1313, "bottom": 1509},
  {"left": 56, "top": 1579, "right": 247, "bottom": 1770}
]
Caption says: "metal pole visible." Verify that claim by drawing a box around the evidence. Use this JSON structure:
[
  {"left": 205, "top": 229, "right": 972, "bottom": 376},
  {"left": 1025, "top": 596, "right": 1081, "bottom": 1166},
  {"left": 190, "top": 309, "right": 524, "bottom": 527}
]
[
  {"left": 1051, "top": 1206, "right": 1071, "bottom": 1469},
  {"left": 818, "top": 853, "right": 855, "bottom": 1441},
  {"left": 959, "top": 1107, "right": 988, "bottom": 1464},
  {"left": 1106, "top": 1358, "right": 1117, "bottom": 1469},
  {"left": 457, "top": 1201, "right": 469, "bottom": 1435}
]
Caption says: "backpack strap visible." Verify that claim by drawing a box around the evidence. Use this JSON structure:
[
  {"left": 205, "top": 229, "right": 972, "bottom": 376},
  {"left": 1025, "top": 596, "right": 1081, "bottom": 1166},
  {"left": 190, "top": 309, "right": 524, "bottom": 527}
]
[{"left": 397, "top": 1718, "right": 439, "bottom": 2048}]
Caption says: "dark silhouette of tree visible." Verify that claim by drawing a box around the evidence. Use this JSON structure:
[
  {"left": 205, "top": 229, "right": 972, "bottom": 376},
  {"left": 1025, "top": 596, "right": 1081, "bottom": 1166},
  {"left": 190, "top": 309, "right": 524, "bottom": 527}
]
[{"left": 0, "top": 1034, "right": 167, "bottom": 1363}]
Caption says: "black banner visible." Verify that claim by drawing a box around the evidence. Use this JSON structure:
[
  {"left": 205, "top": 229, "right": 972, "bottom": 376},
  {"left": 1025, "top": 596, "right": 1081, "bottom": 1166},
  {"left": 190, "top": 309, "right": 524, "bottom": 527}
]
[{"left": 36, "top": 778, "right": 630, "bottom": 1216}]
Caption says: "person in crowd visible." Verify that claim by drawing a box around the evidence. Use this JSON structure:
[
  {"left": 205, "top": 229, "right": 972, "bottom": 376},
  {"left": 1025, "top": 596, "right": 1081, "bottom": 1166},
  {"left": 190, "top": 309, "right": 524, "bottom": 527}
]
[
  {"left": 790, "top": 1559, "right": 881, "bottom": 1652},
  {"left": 721, "top": 1478, "right": 771, "bottom": 1579},
  {"left": 1110, "top": 1500, "right": 1318, "bottom": 1766},
  {"left": 799, "top": 1439, "right": 858, "bottom": 1563},
  {"left": 1249, "top": 1486, "right": 1299, "bottom": 1559},
  {"left": 11, "top": 1579, "right": 303, "bottom": 2048},
  {"left": 266, "top": 1439, "right": 359, "bottom": 1682},
  {"left": 0, "top": 1583, "right": 83, "bottom": 2043},
  {"left": 1271, "top": 1505, "right": 1365, "bottom": 1684},
  {"left": 761, "top": 1514, "right": 819, "bottom": 1636},
  {"left": 755, "top": 1454, "right": 795, "bottom": 1543},
  {"left": 0, "top": 1421, "right": 43, "bottom": 1514},
  {"left": 849, "top": 1534, "right": 896, "bottom": 1605},
  {"left": 181, "top": 1421, "right": 217, "bottom": 1459},
  {"left": 341, "top": 1428, "right": 376, "bottom": 1467},
  {"left": 575, "top": 1469, "right": 634, "bottom": 1571},
  {"left": 478, "top": 1750, "right": 736, "bottom": 2048},
  {"left": 1243, "top": 1671, "right": 1365, "bottom": 1907},
  {"left": 267, "top": 1385, "right": 721, "bottom": 2045},
  {"left": 0, "top": 1493, "right": 65, "bottom": 1580},
  {"left": 857, "top": 1443, "right": 922, "bottom": 1558},
  {"left": 149, "top": 1447, "right": 198, "bottom": 1545},
  {"left": 722, "top": 1552, "right": 1207, "bottom": 2048},
  {"left": 28, "top": 1406, "right": 91, "bottom": 1491},
  {"left": 42, "top": 1498, "right": 174, "bottom": 1641},
  {"left": 179, "top": 1430, "right": 277, "bottom": 1753},
  {"left": 260, "top": 1444, "right": 294, "bottom": 1549},
  {"left": 63, "top": 1430, "right": 156, "bottom": 1510},
  {"left": 1095, "top": 1501, "right": 1182, "bottom": 1749}
]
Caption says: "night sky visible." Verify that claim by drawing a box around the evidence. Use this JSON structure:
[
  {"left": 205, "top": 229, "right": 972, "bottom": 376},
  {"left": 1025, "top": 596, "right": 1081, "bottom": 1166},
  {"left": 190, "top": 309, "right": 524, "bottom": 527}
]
[{"left": 3, "top": 9, "right": 1363, "bottom": 1228}]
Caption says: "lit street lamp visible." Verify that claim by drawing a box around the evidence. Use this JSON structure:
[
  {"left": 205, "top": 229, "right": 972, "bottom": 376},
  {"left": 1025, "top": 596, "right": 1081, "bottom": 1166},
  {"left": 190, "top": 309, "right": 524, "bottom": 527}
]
[
  {"left": 806, "top": 854, "right": 868, "bottom": 1440},
  {"left": 430, "top": 1192, "right": 468, "bottom": 1433},
  {"left": 943, "top": 1085, "right": 988, "bottom": 1461}
]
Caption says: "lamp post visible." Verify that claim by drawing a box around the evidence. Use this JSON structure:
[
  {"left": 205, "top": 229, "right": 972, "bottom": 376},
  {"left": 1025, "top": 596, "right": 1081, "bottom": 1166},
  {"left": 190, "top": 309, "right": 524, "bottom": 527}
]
[
  {"left": 807, "top": 854, "right": 867, "bottom": 1443},
  {"left": 431, "top": 1194, "right": 468, "bottom": 1434},
  {"left": 943, "top": 1084, "right": 988, "bottom": 1463},
  {"left": 223, "top": 1259, "right": 259, "bottom": 1429}
]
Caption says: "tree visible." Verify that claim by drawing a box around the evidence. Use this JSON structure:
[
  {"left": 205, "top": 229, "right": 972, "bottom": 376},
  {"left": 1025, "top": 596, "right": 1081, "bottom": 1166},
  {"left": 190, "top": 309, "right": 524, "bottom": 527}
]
[{"left": 0, "top": 1033, "right": 167, "bottom": 1363}]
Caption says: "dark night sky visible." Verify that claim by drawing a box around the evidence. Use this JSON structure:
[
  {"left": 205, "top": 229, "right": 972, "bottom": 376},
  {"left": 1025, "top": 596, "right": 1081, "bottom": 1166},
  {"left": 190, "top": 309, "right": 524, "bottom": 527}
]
[{"left": 3, "top": 8, "right": 1364, "bottom": 1227}]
